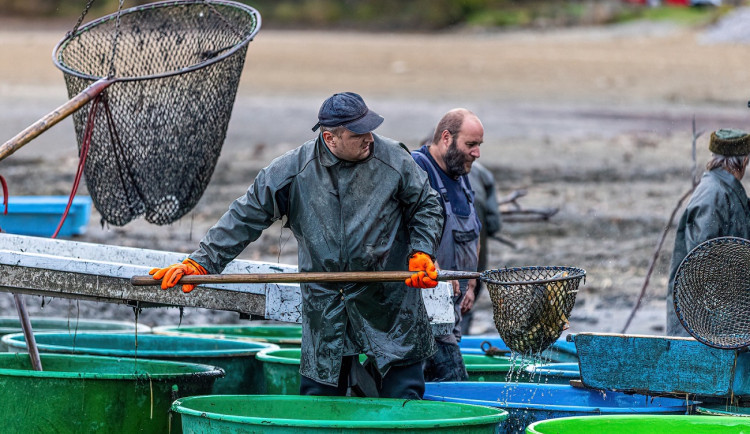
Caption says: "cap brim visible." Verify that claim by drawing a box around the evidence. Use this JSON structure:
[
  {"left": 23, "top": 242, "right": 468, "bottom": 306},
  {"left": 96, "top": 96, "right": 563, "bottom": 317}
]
[{"left": 343, "top": 110, "right": 384, "bottom": 134}]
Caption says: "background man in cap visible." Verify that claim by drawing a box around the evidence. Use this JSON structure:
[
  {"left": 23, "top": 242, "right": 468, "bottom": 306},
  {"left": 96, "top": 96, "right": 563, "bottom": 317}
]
[
  {"left": 667, "top": 128, "right": 750, "bottom": 336},
  {"left": 412, "top": 108, "right": 483, "bottom": 381},
  {"left": 150, "top": 92, "right": 444, "bottom": 398}
]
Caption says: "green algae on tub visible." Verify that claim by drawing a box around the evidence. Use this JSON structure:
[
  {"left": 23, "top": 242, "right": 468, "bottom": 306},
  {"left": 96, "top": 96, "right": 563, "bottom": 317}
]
[
  {"left": 2, "top": 332, "right": 276, "bottom": 395},
  {"left": 0, "top": 353, "right": 223, "bottom": 433},
  {"left": 172, "top": 395, "right": 508, "bottom": 433}
]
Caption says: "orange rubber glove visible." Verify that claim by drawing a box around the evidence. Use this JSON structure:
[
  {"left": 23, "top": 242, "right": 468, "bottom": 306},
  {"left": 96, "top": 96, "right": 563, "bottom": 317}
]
[
  {"left": 405, "top": 251, "right": 438, "bottom": 288},
  {"left": 149, "top": 258, "right": 207, "bottom": 293}
]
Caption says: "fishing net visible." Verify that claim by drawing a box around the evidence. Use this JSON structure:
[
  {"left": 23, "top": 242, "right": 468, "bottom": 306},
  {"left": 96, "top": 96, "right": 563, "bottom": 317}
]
[
  {"left": 483, "top": 266, "right": 585, "bottom": 354},
  {"left": 673, "top": 236, "right": 750, "bottom": 349},
  {"left": 53, "top": 0, "right": 261, "bottom": 226}
]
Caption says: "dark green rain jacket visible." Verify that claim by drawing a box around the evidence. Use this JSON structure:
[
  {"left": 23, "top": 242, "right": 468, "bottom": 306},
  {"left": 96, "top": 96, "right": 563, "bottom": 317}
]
[
  {"left": 189, "top": 134, "right": 443, "bottom": 385},
  {"left": 667, "top": 168, "right": 750, "bottom": 336}
]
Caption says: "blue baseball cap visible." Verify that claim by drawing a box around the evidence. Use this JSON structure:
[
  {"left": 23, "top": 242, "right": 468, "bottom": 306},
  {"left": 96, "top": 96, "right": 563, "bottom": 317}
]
[{"left": 312, "top": 92, "right": 384, "bottom": 134}]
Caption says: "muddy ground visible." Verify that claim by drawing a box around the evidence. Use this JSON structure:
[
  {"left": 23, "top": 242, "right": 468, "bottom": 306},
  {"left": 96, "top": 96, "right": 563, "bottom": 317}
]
[{"left": 2, "top": 16, "right": 750, "bottom": 336}]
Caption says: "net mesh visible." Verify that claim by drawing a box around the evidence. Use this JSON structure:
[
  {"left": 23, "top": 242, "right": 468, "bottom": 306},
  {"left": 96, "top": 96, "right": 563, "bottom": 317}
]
[
  {"left": 483, "top": 266, "right": 585, "bottom": 354},
  {"left": 53, "top": 0, "right": 260, "bottom": 226},
  {"left": 673, "top": 236, "right": 750, "bottom": 349}
]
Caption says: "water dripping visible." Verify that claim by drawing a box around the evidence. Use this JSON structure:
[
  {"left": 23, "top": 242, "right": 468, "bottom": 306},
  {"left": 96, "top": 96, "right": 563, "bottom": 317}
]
[
  {"left": 178, "top": 307, "right": 184, "bottom": 327},
  {"left": 148, "top": 373, "right": 154, "bottom": 420},
  {"left": 132, "top": 303, "right": 142, "bottom": 369},
  {"left": 71, "top": 300, "right": 81, "bottom": 349}
]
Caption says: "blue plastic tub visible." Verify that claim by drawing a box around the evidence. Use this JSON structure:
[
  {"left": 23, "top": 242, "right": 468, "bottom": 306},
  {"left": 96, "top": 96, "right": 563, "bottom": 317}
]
[
  {"left": 0, "top": 195, "right": 92, "bottom": 237},
  {"left": 459, "top": 335, "right": 510, "bottom": 355},
  {"left": 524, "top": 363, "right": 581, "bottom": 385},
  {"left": 460, "top": 335, "right": 578, "bottom": 362},
  {"left": 424, "top": 382, "right": 694, "bottom": 433}
]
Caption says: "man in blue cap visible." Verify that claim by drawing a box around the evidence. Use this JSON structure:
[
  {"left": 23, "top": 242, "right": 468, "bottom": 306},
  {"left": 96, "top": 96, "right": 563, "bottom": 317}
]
[
  {"left": 667, "top": 128, "right": 750, "bottom": 336},
  {"left": 150, "top": 92, "right": 444, "bottom": 398}
]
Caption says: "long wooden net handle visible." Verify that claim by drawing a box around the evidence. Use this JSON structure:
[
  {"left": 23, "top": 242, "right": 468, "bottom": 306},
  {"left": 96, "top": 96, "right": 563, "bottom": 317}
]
[
  {"left": 0, "top": 78, "right": 115, "bottom": 162},
  {"left": 131, "top": 270, "right": 481, "bottom": 286}
]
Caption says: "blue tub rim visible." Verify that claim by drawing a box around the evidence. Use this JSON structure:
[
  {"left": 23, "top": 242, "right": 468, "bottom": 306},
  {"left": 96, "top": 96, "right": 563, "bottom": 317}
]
[
  {"left": 424, "top": 382, "right": 693, "bottom": 414},
  {"left": 524, "top": 362, "right": 580, "bottom": 379}
]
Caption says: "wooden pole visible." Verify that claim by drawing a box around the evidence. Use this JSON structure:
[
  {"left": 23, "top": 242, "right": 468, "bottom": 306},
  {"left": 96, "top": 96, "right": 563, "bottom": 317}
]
[
  {"left": 12, "top": 294, "right": 42, "bottom": 371},
  {"left": 0, "top": 78, "right": 115, "bottom": 162},
  {"left": 131, "top": 270, "right": 482, "bottom": 286}
]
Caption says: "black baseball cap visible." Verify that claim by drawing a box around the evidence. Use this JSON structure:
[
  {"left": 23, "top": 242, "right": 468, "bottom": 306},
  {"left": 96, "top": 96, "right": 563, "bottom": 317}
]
[{"left": 312, "top": 92, "right": 384, "bottom": 134}]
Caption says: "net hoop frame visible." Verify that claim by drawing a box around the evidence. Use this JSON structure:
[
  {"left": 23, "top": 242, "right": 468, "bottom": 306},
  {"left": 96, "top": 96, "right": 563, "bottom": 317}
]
[
  {"left": 673, "top": 236, "right": 750, "bottom": 350},
  {"left": 51, "top": 0, "right": 261, "bottom": 82},
  {"left": 481, "top": 266, "right": 587, "bottom": 287}
]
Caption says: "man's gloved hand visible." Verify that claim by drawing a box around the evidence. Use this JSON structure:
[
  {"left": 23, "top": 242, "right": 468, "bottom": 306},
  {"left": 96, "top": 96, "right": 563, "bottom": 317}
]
[
  {"left": 405, "top": 251, "right": 438, "bottom": 288},
  {"left": 149, "top": 258, "right": 207, "bottom": 293}
]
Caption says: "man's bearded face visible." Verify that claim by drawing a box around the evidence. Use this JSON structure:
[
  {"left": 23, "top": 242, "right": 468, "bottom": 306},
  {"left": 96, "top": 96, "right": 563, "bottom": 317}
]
[{"left": 444, "top": 136, "right": 469, "bottom": 178}]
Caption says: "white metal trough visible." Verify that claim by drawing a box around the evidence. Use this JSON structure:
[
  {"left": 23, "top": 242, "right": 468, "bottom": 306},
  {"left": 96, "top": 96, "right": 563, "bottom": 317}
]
[{"left": 0, "top": 233, "right": 455, "bottom": 333}]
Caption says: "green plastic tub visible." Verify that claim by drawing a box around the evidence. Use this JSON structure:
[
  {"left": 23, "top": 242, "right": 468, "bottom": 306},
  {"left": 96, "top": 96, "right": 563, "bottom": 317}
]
[
  {"left": 255, "top": 348, "right": 371, "bottom": 395},
  {"left": 153, "top": 323, "right": 302, "bottom": 347},
  {"left": 172, "top": 395, "right": 508, "bottom": 433},
  {"left": 0, "top": 316, "right": 149, "bottom": 351},
  {"left": 526, "top": 415, "right": 750, "bottom": 433},
  {"left": 2, "top": 332, "right": 278, "bottom": 394},
  {"left": 256, "top": 347, "right": 304, "bottom": 395},
  {"left": 256, "top": 348, "right": 535, "bottom": 394},
  {"left": 0, "top": 352, "right": 223, "bottom": 433},
  {"left": 464, "top": 354, "right": 533, "bottom": 382}
]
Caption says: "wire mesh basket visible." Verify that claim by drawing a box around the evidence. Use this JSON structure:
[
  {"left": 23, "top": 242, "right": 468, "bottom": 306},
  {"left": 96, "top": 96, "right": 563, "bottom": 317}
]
[
  {"left": 674, "top": 236, "right": 750, "bottom": 349},
  {"left": 483, "top": 266, "right": 585, "bottom": 354},
  {"left": 52, "top": 0, "right": 261, "bottom": 226}
]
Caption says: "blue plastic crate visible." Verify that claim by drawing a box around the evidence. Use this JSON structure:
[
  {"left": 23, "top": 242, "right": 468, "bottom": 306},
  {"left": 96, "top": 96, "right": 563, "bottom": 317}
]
[{"left": 0, "top": 196, "right": 92, "bottom": 237}]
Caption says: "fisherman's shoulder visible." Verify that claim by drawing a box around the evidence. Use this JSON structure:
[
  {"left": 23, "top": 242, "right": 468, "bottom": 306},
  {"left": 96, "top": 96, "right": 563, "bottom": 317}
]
[
  {"left": 373, "top": 134, "right": 417, "bottom": 168},
  {"left": 687, "top": 171, "right": 731, "bottom": 207},
  {"left": 260, "top": 139, "right": 317, "bottom": 183},
  {"left": 695, "top": 170, "right": 733, "bottom": 193}
]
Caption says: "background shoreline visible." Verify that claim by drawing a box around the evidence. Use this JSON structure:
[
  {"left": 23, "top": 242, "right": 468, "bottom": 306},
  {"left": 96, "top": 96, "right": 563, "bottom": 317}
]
[{"left": 1, "top": 15, "right": 749, "bottom": 337}]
